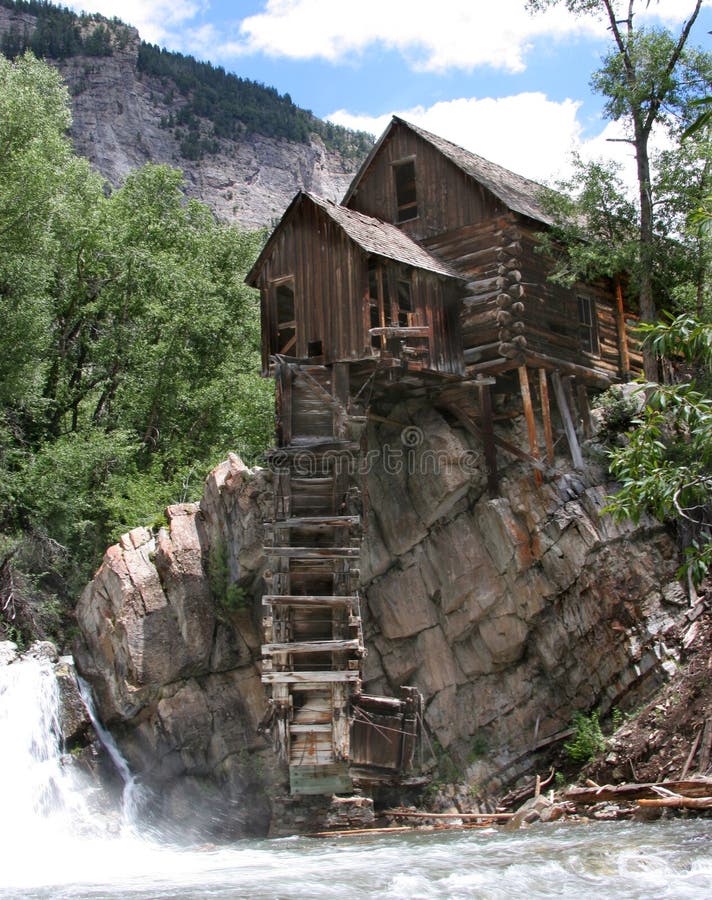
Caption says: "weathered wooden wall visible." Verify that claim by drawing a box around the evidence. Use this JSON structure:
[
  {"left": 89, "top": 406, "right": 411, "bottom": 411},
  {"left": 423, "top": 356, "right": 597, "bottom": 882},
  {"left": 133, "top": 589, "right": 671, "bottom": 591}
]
[
  {"left": 422, "top": 215, "right": 642, "bottom": 381},
  {"left": 255, "top": 199, "right": 463, "bottom": 376},
  {"left": 345, "top": 121, "right": 506, "bottom": 241}
]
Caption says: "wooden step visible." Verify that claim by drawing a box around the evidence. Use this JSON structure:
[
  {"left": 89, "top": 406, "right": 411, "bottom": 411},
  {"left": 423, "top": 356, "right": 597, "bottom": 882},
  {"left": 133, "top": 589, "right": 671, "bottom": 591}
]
[
  {"left": 269, "top": 515, "right": 361, "bottom": 528},
  {"left": 262, "top": 638, "right": 362, "bottom": 655},
  {"left": 263, "top": 594, "right": 359, "bottom": 608},
  {"left": 266, "top": 547, "right": 360, "bottom": 559},
  {"left": 289, "top": 723, "right": 333, "bottom": 733},
  {"left": 261, "top": 670, "right": 361, "bottom": 684},
  {"left": 266, "top": 442, "right": 359, "bottom": 458}
]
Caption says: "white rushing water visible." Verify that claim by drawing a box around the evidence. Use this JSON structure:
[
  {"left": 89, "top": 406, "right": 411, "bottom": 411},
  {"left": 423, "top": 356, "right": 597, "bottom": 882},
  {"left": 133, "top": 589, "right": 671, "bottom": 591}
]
[{"left": 1, "top": 652, "right": 711, "bottom": 900}]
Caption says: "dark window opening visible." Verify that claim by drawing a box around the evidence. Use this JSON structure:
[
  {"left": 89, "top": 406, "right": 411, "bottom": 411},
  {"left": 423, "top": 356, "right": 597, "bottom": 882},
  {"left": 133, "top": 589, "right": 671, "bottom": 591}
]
[
  {"left": 275, "top": 281, "right": 296, "bottom": 356},
  {"left": 397, "top": 278, "right": 413, "bottom": 326},
  {"left": 394, "top": 160, "right": 417, "bottom": 223},
  {"left": 307, "top": 339, "right": 323, "bottom": 357},
  {"left": 577, "top": 295, "right": 599, "bottom": 355}
]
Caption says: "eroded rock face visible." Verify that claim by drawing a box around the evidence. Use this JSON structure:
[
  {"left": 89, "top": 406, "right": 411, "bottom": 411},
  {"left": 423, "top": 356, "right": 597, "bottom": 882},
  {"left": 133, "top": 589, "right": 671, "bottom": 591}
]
[
  {"left": 76, "top": 404, "right": 684, "bottom": 833},
  {"left": 0, "top": 8, "right": 359, "bottom": 231},
  {"left": 75, "top": 455, "right": 283, "bottom": 839},
  {"left": 360, "top": 404, "right": 681, "bottom": 790}
]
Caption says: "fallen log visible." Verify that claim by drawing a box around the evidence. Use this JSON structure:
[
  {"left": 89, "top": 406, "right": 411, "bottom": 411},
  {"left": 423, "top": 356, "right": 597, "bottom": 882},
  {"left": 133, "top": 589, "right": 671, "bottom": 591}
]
[
  {"left": 637, "top": 796, "right": 712, "bottom": 810},
  {"left": 385, "top": 809, "right": 514, "bottom": 821},
  {"left": 565, "top": 778, "right": 712, "bottom": 804},
  {"left": 307, "top": 820, "right": 497, "bottom": 838}
]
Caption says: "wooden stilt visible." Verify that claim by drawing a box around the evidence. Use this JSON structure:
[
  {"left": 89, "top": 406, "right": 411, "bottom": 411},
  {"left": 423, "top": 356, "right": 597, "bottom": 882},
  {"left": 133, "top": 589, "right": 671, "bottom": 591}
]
[
  {"left": 538, "top": 368, "right": 555, "bottom": 466},
  {"left": 478, "top": 381, "right": 499, "bottom": 494},
  {"left": 551, "top": 371, "right": 584, "bottom": 469},
  {"left": 576, "top": 382, "right": 593, "bottom": 439},
  {"left": 518, "top": 366, "right": 541, "bottom": 486}
]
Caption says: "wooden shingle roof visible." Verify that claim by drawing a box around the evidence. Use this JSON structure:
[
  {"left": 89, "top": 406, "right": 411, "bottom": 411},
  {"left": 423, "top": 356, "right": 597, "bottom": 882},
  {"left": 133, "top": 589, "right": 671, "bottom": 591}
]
[
  {"left": 343, "top": 116, "right": 555, "bottom": 227},
  {"left": 246, "top": 191, "right": 464, "bottom": 285}
]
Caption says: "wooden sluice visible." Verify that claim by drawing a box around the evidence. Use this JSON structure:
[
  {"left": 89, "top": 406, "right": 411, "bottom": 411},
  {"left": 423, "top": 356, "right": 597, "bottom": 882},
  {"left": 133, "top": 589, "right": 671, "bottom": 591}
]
[{"left": 261, "top": 358, "right": 421, "bottom": 796}]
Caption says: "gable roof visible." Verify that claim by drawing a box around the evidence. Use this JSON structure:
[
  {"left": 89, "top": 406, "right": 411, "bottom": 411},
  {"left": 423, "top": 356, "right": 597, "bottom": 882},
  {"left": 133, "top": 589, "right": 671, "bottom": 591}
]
[
  {"left": 246, "top": 191, "right": 464, "bottom": 286},
  {"left": 343, "top": 116, "right": 555, "bottom": 227}
]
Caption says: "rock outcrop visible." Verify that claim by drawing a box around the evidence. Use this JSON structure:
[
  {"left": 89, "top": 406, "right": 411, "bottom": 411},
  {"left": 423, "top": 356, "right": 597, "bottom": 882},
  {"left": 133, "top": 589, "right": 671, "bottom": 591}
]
[
  {"left": 0, "top": 8, "right": 361, "bottom": 230},
  {"left": 75, "top": 402, "right": 686, "bottom": 836},
  {"left": 75, "top": 455, "right": 281, "bottom": 838}
]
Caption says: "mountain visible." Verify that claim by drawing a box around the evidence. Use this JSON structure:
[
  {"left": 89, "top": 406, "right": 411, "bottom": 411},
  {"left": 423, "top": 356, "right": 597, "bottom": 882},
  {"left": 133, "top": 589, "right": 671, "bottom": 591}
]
[{"left": 0, "top": 1, "right": 373, "bottom": 229}]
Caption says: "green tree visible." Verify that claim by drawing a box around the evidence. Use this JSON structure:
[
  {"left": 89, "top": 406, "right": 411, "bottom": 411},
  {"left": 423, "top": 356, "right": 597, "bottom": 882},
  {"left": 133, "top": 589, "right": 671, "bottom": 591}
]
[
  {"left": 605, "top": 314, "right": 712, "bottom": 583},
  {"left": 528, "top": 0, "right": 707, "bottom": 377},
  {"left": 0, "top": 53, "right": 271, "bottom": 645},
  {"left": 538, "top": 155, "right": 639, "bottom": 289}
]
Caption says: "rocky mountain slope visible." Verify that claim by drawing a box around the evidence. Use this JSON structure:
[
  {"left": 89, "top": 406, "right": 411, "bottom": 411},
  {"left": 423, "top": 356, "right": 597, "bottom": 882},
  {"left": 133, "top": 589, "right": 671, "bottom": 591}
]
[{"left": 0, "top": 4, "right": 367, "bottom": 229}]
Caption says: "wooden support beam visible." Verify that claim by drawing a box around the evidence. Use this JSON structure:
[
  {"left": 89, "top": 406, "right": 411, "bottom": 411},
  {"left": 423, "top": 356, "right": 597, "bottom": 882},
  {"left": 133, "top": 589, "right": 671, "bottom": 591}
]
[
  {"left": 441, "top": 402, "right": 550, "bottom": 474},
  {"left": 538, "top": 368, "right": 555, "bottom": 466},
  {"left": 261, "top": 670, "right": 361, "bottom": 684},
  {"left": 368, "top": 326, "right": 430, "bottom": 338},
  {"left": 576, "top": 382, "right": 593, "bottom": 439},
  {"left": 551, "top": 371, "right": 584, "bottom": 470},
  {"left": 294, "top": 367, "right": 347, "bottom": 415},
  {"left": 524, "top": 350, "right": 612, "bottom": 388},
  {"left": 262, "top": 595, "right": 359, "bottom": 607},
  {"left": 478, "top": 381, "right": 498, "bottom": 495},
  {"left": 262, "top": 639, "right": 362, "bottom": 655},
  {"left": 289, "top": 723, "right": 333, "bottom": 734},
  {"left": 266, "top": 547, "right": 360, "bottom": 559},
  {"left": 269, "top": 515, "right": 361, "bottom": 528},
  {"left": 614, "top": 275, "right": 631, "bottom": 377},
  {"left": 518, "top": 366, "right": 541, "bottom": 486}
]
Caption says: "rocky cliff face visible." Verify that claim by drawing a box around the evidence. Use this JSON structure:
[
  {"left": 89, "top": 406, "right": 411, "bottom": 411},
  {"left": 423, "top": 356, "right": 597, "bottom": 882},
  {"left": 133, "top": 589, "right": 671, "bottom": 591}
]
[
  {"left": 0, "top": 8, "right": 359, "bottom": 230},
  {"left": 75, "top": 402, "right": 686, "bottom": 837}
]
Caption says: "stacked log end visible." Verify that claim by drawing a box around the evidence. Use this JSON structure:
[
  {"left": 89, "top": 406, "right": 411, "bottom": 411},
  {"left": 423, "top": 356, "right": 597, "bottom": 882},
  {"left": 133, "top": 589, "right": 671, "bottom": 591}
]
[{"left": 494, "top": 226, "right": 526, "bottom": 359}]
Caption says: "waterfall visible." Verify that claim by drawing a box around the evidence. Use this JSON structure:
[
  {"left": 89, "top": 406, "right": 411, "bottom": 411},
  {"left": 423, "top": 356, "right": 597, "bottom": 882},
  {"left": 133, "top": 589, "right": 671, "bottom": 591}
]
[
  {"left": 77, "top": 674, "right": 149, "bottom": 827},
  {"left": 0, "top": 648, "right": 128, "bottom": 848}
]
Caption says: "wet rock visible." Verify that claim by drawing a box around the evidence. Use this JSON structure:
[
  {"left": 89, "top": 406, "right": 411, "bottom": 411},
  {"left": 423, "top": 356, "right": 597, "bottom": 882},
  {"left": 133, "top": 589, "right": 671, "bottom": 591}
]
[
  {"left": 54, "top": 657, "right": 91, "bottom": 746},
  {"left": 0, "top": 641, "right": 18, "bottom": 666}
]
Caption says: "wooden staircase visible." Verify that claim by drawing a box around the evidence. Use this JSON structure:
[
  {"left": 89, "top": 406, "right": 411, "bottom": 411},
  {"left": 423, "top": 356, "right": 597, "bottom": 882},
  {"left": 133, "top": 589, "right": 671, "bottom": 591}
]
[{"left": 262, "top": 360, "right": 364, "bottom": 795}]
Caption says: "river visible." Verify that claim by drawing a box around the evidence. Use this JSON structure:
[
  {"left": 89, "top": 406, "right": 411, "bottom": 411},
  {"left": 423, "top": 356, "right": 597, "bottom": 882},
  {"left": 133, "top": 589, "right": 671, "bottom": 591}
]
[{"left": 2, "top": 651, "right": 710, "bottom": 899}]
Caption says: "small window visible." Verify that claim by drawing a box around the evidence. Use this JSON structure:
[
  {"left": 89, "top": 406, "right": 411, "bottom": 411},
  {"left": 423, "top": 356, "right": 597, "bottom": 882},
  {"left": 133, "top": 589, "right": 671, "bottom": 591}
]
[
  {"left": 393, "top": 159, "right": 417, "bottom": 223},
  {"left": 577, "top": 295, "right": 599, "bottom": 355}
]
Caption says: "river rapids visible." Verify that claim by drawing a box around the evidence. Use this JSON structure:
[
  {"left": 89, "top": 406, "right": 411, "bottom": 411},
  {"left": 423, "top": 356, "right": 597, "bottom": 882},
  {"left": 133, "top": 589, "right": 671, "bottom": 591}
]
[{"left": 1, "top": 652, "right": 710, "bottom": 899}]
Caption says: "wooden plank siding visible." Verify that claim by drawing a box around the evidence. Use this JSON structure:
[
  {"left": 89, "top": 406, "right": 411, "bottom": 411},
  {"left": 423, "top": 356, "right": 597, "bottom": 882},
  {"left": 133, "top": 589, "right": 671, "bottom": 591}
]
[
  {"left": 420, "top": 215, "right": 642, "bottom": 382},
  {"left": 253, "top": 197, "right": 463, "bottom": 376},
  {"left": 344, "top": 121, "right": 507, "bottom": 241}
]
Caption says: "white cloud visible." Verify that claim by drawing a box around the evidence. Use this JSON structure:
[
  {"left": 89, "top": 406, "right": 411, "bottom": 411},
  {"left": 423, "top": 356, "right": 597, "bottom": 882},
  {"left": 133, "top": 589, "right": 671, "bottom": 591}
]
[
  {"left": 328, "top": 94, "right": 584, "bottom": 185},
  {"left": 328, "top": 91, "right": 674, "bottom": 197},
  {"left": 236, "top": 0, "right": 600, "bottom": 73},
  {"left": 235, "top": 0, "right": 712, "bottom": 73},
  {"left": 62, "top": 1, "right": 712, "bottom": 72}
]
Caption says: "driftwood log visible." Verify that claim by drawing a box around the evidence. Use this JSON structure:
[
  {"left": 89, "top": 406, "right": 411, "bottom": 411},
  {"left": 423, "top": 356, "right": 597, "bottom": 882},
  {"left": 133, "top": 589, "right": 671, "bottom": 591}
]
[
  {"left": 637, "top": 796, "right": 712, "bottom": 810},
  {"left": 565, "top": 778, "right": 712, "bottom": 804}
]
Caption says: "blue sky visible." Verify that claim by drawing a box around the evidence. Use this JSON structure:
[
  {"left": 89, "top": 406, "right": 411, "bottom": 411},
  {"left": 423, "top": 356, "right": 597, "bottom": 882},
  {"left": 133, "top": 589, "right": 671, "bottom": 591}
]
[{"left": 66, "top": 1, "right": 712, "bottom": 188}]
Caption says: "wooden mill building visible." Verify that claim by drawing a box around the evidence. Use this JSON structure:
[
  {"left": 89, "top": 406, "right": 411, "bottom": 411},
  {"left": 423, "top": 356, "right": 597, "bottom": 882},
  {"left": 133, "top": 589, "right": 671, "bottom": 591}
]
[{"left": 247, "top": 117, "right": 640, "bottom": 797}]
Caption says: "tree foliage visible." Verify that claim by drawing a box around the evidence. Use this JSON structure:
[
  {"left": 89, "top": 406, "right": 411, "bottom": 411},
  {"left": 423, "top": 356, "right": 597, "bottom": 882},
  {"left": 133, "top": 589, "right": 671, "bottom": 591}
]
[
  {"left": 0, "top": 53, "right": 272, "bottom": 645},
  {"left": 605, "top": 314, "right": 712, "bottom": 584}
]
